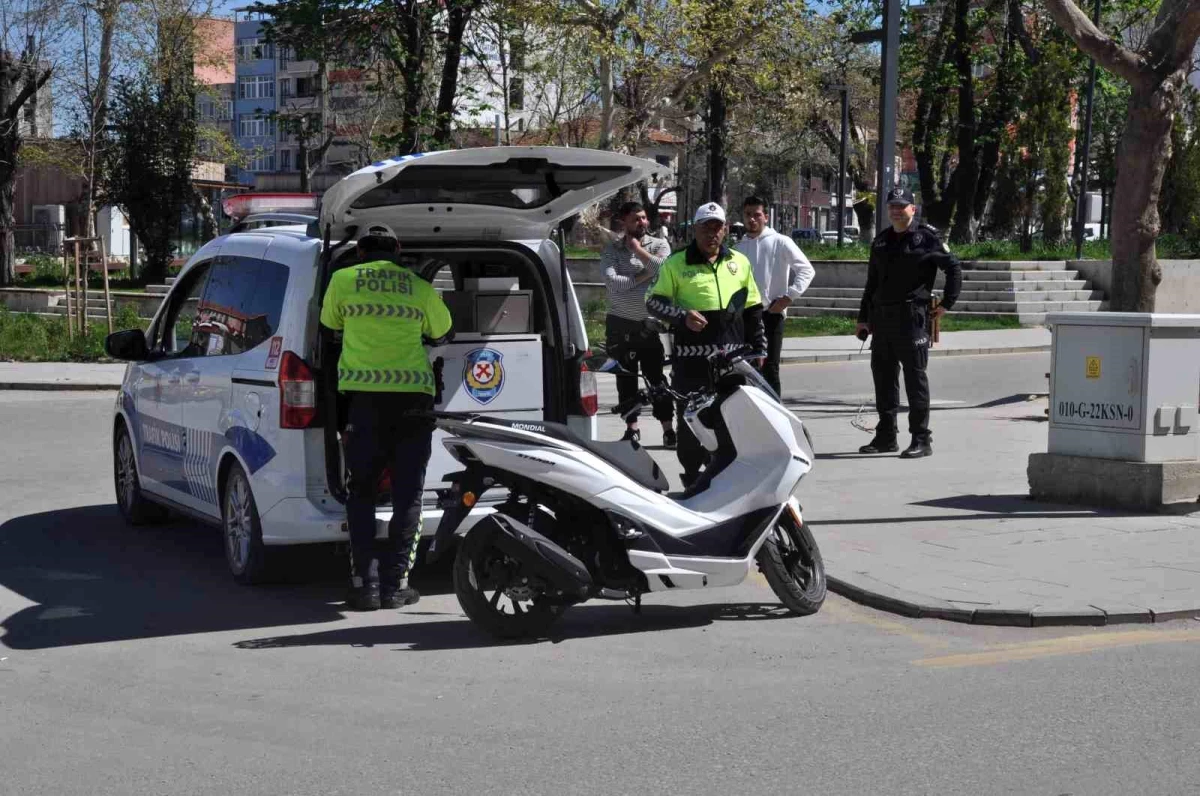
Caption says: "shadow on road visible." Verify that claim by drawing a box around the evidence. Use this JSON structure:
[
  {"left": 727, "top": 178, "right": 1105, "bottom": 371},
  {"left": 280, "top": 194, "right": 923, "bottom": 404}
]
[
  {"left": 232, "top": 601, "right": 798, "bottom": 652},
  {"left": 0, "top": 504, "right": 450, "bottom": 650},
  {"left": 913, "top": 493, "right": 1114, "bottom": 515}
]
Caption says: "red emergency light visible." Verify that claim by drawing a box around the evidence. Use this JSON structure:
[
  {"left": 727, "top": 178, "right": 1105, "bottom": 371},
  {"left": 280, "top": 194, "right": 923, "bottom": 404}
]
[{"left": 222, "top": 193, "right": 319, "bottom": 220}]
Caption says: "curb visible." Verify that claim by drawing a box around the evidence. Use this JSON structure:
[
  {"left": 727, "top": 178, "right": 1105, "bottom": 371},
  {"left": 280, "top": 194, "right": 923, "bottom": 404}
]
[
  {"left": 781, "top": 345, "right": 1050, "bottom": 365},
  {"left": 826, "top": 572, "right": 1200, "bottom": 627},
  {"left": 0, "top": 382, "right": 120, "bottom": 392}
]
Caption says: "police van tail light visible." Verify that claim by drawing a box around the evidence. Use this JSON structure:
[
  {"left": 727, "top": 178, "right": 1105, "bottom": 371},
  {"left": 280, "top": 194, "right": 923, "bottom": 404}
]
[
  {"left": 280, "top": 351, "right": 317, "bottom": 429},
  {"left": 580, "top": 356, "right": 598, "bottom": 417}
]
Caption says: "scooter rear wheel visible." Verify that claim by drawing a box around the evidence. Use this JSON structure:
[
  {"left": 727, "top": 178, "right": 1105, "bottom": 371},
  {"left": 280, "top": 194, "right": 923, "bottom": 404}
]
[
  {"left": 453, "top": 520, "right": 566, "bottom": 640},
  {"left": 757, "top": 519, "right": 826, "bottom": 615}
]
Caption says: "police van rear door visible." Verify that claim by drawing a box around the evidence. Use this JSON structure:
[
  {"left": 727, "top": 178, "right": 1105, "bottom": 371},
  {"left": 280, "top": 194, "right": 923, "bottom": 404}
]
[{"left": 319, "top": 147, "right": 663, "bottom": 244}]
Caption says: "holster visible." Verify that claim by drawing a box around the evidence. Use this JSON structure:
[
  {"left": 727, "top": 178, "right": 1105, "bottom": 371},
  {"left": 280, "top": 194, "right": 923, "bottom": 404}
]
[{"left": 927, "top": 297, "right": 941, "bottom": 346}]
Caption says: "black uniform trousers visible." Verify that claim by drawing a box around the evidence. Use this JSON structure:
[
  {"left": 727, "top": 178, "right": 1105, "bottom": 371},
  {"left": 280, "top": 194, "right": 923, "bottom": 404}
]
[
  {"left": 344, "top": 391, "right": 435, "bottom": 589},
  {"left": 869, "top": 302, "right": 931, "bottom": 443},
  {"left": 606, "top": 314, "right": 674, "bottom": 424},
  {"left": 761, "top": 311, "right": 787, "bottom": 397},
  {"left": 671, "top": 357, "right": 714, "bottom": 478}
]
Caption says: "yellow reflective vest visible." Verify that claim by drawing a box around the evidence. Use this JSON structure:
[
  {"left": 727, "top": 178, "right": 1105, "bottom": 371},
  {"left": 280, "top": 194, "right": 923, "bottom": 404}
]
[{"left": 320, "top": 260, "right": 452, "bottom": 394}]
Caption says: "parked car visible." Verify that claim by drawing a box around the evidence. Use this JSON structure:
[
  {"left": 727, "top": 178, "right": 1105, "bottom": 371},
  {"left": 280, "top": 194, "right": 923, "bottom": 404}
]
[
  {"left": 821, "top": 226, "right": 861, "bottom": 243},
  {"left": 104, "top": 146, "right": 662, "bottom": 583},
  {"left": 791, "top": 228, "right": 822, "bottom": 245}
]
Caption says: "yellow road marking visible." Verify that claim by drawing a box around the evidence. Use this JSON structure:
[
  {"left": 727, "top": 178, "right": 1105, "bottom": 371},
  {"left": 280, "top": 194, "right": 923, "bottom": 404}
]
[
  {"left": 822, "top": 598, "right": 954, "bottom": 649},
  {"left": 914, "top": 627, "right": 1200, "bottom": 669}
]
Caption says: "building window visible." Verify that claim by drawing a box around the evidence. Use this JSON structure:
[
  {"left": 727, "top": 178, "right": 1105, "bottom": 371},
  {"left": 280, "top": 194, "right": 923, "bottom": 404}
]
[
  {"left": 237, "top": 37, "right": 274, "bottom": 62},
  {"left": 278, "top": 46, "right": 294, "bottom": 68},
  {"left": 279, "top": 77, "right": 292, "bottom": 99},
  {"left": 219, "top": 100, "right": 233, "bottom": 121},
  {"left": 238, "top": 114, "right": 273, "bottom": 138},
  {"left": 238, "top": 75, "right": 275, "bottom": 100},
  {"left": 508, "top": 77, "right": 524, "bottom": 111},
  {"left": 247, "top": 153, "right": 276, "bottom": 172},
  {"left": 198, "top": 97, "right": 216, "bottom": 119},
  {"left": 279, "top": 149, "right": 292, "bottom": 172}
]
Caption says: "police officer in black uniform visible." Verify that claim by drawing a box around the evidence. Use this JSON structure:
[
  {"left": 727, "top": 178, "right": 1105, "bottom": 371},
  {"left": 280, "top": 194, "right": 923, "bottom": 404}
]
[{"left": 856, "top": 187, "right": 962, "bottom": 459}]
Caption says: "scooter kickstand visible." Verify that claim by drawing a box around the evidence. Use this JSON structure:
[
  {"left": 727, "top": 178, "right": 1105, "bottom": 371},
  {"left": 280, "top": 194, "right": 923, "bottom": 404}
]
[{"left": 633, "top": 592, "right": 642, "bottom": 615}]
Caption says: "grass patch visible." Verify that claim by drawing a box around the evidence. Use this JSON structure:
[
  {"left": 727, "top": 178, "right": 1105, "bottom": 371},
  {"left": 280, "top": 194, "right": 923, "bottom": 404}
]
[
  {"left": 780, "top": 315, "right": 1020, "bottom": 338},
  {"left": 798, "top": 236, "right": 1200, "bottom": 262},
  {"left": 565, "top": 245, "right": 602, "bottom": 259},
  {"left": 0, "top": 305, "right": 144, "bottom": 362},
  {"left": 578, "top": 298, "right": 1022, "bottom": 347}
]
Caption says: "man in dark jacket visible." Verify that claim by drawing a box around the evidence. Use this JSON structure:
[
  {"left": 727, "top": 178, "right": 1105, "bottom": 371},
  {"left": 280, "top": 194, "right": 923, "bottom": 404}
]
[
  {"left": 646, "top": 202, "right": 766, "bottom": 488},
  {"left": 856, "top": 188, "right": 963, "bottom": 459}
]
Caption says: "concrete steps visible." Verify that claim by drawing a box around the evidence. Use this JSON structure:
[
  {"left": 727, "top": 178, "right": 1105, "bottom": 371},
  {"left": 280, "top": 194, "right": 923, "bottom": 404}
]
[{"left": 790, "top": 260, "right": 1105, "bottom": 325}]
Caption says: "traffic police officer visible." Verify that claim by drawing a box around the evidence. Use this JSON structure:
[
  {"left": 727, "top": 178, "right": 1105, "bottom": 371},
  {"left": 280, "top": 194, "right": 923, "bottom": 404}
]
[
  {"left": 320, "top": 223, "right": 453, "bottom": 611},
  {"left": 647, "top": 202, "right": 766, "bottom": 489},
  {"left": 856, "top": 187, "right": 962, "bottom": 459}
]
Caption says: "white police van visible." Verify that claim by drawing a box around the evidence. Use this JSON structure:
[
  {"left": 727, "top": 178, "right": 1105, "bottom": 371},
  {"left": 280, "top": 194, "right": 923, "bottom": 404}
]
[{"left": 105, "top": 147, "right": 662, "bottom": 583}]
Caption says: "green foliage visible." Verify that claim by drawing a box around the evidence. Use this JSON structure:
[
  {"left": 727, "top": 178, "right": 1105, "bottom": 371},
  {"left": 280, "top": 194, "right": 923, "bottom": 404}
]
[
  {"left": 1159, "top": 88, "right": 1200, "bottom": 247},
  {"left": 102, "top": 71, "right": 199, "bottom": 285},
  {"left": 0, "top": 305, "right": 144, "bottom": 362},
  {"left": 781, "top": 315, "right": 1020, "bottom": 337}
]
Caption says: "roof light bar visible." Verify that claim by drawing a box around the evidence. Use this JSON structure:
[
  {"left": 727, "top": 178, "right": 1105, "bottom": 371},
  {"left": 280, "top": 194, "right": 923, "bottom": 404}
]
[{"left": 222, "top": 193, "right": 319, "bottom": 220}]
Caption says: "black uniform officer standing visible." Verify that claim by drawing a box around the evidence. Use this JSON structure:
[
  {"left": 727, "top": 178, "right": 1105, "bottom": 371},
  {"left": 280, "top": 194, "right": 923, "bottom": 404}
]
[{"left": 856, "top": 188, "right": 962, "bottom": 459}]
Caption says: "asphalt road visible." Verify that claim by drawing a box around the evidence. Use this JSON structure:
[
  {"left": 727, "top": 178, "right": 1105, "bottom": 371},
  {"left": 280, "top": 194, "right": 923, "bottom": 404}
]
[{"left": 4, "top": 379, "right": 1200, "bottom": 796}]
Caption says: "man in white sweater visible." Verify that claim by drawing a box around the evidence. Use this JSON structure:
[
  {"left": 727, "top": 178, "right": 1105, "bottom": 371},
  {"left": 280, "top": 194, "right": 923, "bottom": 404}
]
[{"left": 734, "top": 196, "right": 816, "bottom": 397}]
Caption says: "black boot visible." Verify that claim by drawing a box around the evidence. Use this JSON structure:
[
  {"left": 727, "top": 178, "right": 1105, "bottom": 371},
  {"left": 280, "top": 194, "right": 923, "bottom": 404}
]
[
  {"left": 859, "top": 437, "right": 899, "bottom": 454},
  {"left": 349, "top": 581, "right": 381, "bottom": 611},
  {"left": 900, "top": 438, "right": 933, "bottom": 459},
  {"left": 381, "top": 584, "right": 421, "bottom": 609}
]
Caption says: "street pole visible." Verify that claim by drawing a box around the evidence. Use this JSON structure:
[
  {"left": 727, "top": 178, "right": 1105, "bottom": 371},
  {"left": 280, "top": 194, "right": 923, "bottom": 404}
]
[
  {"left": 1073, "top": 0, "right": 1101, "bottom": 260},
  {"left": 838, "top": 87, "right": 849, "bottom": 246},
  {"left": 875, "top": 0, "right": 900, "bottom": 234}
]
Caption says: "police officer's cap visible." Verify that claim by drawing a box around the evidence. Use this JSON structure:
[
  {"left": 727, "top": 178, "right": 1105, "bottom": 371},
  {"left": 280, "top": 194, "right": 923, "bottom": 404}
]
[
  {"left": 886, "top": 187, "right": 916, "bottom": 206},
  {"left": 362, "top": 222, "right": 398, "bottom": 241}
]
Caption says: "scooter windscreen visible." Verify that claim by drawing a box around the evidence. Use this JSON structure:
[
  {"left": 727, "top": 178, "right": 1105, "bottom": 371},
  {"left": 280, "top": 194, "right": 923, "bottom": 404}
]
[{"left": 731, "top": 358, "right": 783, "bottom": 405}]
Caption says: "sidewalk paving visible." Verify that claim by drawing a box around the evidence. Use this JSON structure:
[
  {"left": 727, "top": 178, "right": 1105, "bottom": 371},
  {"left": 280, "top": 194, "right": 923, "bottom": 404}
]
[
  {"left": 780, "top": 327, "right": 1050, "bottom": 363},
  {"left": 0, "top": 328, "right": 1052, "bottom": 390},
  {"left": 623, "top": 397, "right": 1200, "bottom": 628},
  {"left": 0, "top": 362, "right": 126, "bottom": 390}
]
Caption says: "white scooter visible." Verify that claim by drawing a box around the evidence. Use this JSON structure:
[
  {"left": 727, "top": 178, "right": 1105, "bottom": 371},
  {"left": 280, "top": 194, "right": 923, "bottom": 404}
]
[{"left": 428, "top": 289, "right": 825, "bottom": 639}]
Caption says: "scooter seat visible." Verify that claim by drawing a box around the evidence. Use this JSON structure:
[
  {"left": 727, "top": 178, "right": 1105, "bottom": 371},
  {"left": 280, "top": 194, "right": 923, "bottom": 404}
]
[
  {"left": 469, "top": 417, "right": 669, "bottom": 493},
  {"left": 582, "top": 440, "right": 670, "bottom": 493}
]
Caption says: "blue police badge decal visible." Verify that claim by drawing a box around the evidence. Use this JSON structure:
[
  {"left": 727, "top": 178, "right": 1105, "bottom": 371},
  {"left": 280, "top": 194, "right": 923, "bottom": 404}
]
[{"left": 463, "top": 348, "right": 505, "bottom": 405}]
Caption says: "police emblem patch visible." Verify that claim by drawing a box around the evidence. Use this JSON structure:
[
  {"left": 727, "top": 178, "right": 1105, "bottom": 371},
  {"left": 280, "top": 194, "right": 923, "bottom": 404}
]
[
  {"left": 727, "top": 259, "right": 739, "bottom": 275},
  {"left": 463, "top": 348, "right": 505, "bottom": 405},
  {"left": 913, "top": 233, "right": 924, "bottom": 245}
]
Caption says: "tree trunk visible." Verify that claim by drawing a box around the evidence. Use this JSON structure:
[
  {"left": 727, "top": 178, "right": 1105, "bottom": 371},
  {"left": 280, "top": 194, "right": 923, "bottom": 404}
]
[
  {"left": 707, "top": 84, "right": 728, "bottom": 205},
  {"left": 974, "top": 0, "right": 1024, "bottom": 222},
  {"left": 0, "top": 177, "right": 14, "bottom": 287},
  {"left": 87, "top": 0, "right": 119, "bottom": 240},
  {"left": 433, "top": 1, "right": 474, "bottom": 146},
  {"left": 912, "top": 1, "right": 954, "bottom": 226},
  {"left": 298, "top": 130, "right": 310, "bottom": 193},
  {"left": 398, "top": 6, "right": 429, "bottom": 155},
  {"left": 950, "top": 0, "right": 978, "bottom": 243},
  {"left": 1108, "top": 77, "right": 1180, "bottom": 311},
  {"left": 598, "top": 51, "right": 615, "bottom": 150}
]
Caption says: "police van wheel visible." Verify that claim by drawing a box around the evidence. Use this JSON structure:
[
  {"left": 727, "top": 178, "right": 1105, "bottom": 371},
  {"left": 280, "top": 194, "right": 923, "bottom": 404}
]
[
  {"left": 113, "top": 422, "right": 168, "bottom": 526},
  {"left": 222, "top": 463, "right": 271, "bottom": 585}
]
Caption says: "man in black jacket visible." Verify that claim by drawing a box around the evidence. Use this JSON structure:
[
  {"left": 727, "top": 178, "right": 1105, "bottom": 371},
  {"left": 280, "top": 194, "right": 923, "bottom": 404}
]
[{"left": 856, "top": 188, "right": 963, "bottom": 459}]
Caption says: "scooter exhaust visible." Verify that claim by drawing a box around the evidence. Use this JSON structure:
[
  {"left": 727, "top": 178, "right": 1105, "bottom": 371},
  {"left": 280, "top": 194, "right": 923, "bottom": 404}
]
[{"left": 476, "top": 514, "right": 592, "bottom": 600}]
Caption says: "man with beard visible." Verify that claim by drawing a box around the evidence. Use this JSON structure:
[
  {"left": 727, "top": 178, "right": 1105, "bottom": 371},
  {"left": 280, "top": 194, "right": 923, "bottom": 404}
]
[{"left": 601, "top": 201, "right": 676, "bottom": 447}]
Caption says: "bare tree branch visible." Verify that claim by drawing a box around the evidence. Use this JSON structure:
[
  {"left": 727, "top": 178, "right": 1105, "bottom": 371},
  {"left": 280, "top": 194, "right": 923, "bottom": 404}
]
[
  {"left": 1144, "top": 0, "right": 1200, "bottom": 76},
  {"left": 1042, "top": 0, "right": 1148, "bottom": 86}
]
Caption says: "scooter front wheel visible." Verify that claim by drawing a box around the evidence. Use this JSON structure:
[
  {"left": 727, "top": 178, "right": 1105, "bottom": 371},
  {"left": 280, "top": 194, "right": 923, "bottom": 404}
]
[
  {"left": 453, "top": 521, "right": 566, "bottom": 640},
  {"left": 756, "top": 519, "right": 826, "bottom": 615}
]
